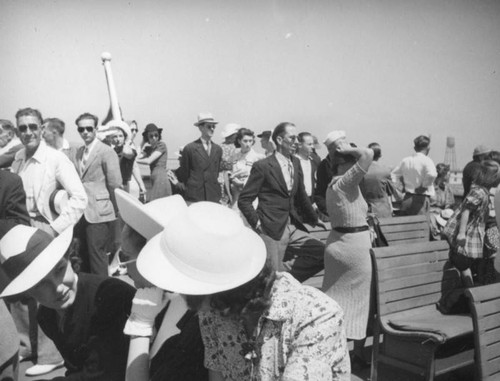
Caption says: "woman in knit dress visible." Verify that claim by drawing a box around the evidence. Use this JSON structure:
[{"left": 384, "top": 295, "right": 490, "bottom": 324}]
[
  {"left": 136, "top": 124, "right": 172, "bottom": 202},
  {"left": 322, "top": 133, "right": 374, "bottom": 367}
]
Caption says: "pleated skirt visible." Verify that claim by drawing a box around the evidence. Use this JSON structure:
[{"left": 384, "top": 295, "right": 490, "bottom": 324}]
[{"left": 322, "top": 229, "right": 372, "bottom": 340}]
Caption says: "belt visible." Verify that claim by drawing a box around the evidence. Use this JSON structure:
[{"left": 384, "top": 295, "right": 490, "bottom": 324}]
[
  {"left": 333, "top": 226, "right": 369, "bottom": 233},
  {"left": 406, "top": 192, "right": 430, "bottom": 198}
]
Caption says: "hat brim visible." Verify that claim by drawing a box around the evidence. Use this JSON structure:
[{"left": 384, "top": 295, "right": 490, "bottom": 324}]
[
  {"left": 137, "top": 229, "right": 266, "bottom": 295},
  {"left": 115, "top": 189, "right": 163, "bottom": 240},
  {"left": 0, "top": 228, "right": 73, "bottom": 298}
]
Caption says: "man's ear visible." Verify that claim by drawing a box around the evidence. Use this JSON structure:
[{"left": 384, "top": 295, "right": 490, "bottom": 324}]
[{"left": 276, "top": 135, "right": 283, "bottom": 146}]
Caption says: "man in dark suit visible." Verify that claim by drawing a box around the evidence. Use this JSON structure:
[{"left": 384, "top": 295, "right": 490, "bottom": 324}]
[
  {"left": 74, "top": 113, "right": 122, "bottom": 276},
  {"left": 295, "top": 132, "right": 319, "bottom": 205},
  {"left": 0, "top": 171, "right": 30, "bottom": 381},
  {"left": 238, "top": 122, "right": 325, "bottom": 282},
  {"left": 177, "top": 113, "right": 222, "bottom": 203}
]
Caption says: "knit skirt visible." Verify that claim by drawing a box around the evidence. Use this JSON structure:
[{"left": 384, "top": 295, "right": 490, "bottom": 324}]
[{"left": 322, "top": 229, "right": 372, "bottom": 340}]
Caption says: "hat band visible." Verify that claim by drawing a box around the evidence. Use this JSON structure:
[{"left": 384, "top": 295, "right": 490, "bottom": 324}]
[{"left": 1, "top": 230, "right": 50, "bottom": 288}]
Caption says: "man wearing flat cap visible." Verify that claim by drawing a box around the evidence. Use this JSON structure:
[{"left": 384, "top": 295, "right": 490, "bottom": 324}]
[
  {"left": 257, "top": 130, "right": 275, "bottom": 157},
  {"left": 462, "top": 145, "right": 491, "bottom": 197},
  {"left": 177, "top": 112, "right": 223, "bottom": 203},
  {"left": 391, "top": 135, "right": 437, "bottom": 216}
]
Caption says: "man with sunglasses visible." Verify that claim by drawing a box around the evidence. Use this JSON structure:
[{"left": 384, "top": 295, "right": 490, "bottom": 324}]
[
  {"left": 238, "top": 122, "right": 326, "bottom": 283},
  {"left": 10, "top": 107, "right": 88, "bottom": 377},
  {"left": 177, "top": 112, "right": 222, "bottom": 203},
  {"left": 75, "top": 112, "right": 122, "bottom": 276}
]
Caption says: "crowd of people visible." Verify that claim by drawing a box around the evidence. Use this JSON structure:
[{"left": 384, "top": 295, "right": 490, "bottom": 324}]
[{"left": 0, "top": 107, "right": 499, "bottom": 381}]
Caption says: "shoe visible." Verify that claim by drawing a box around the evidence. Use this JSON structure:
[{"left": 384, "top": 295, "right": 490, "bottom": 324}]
[{"left": 25, "top": 361, "right": 64, "bottom": 376}]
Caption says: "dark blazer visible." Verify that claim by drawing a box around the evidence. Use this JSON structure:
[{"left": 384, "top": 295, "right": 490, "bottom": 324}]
[
  {"left": 38, "top": 274, "right": 135, "bottom": 381},
  {"left": 0, "top": 170, "right": 30, "bottom": 225},
  {"left": 313, "top": 157, "right": 335, "bottom": 216},
  {"left": 238, "top": 154, "right": 318, "bottom": 241},
  {"left": 76, "top": 140, "right": 122, "bottom": 223},
  {"left": 177, "top": 139, "right": 222, "bottom": 203}
]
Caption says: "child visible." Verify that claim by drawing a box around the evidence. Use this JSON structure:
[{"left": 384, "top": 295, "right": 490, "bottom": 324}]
[{"left": 443, "top": 160, "right": 500, "bottom": 287}]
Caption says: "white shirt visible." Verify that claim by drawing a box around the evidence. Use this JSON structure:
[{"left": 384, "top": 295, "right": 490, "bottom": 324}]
[
  {"left": 391, "top": 152, "right": 437, "bottom": 197},
  {"left": 275, "top": 151, "right": 294, "bottom": 192},
  {"left": 17, "top": 145, "right": 42, "bottom": 217},
  {"left": 295, "top": 154, "right": 312, "bottom": 196}
]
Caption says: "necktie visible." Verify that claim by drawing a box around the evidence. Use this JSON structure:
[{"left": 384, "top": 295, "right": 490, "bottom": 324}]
[
  {"left": 206, "top": 141, "right": 211, "bottom": 156},
  {"left": 287, "top": 160, "right": 294, "bottom": 191},
  {"left": 81, "top": 147, "right": 89, "bottom": 171}
]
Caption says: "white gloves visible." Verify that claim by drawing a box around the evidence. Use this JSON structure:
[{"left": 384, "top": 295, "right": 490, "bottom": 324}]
[{"left": 124, "top": 287, "right": 169, "bottom": 337}]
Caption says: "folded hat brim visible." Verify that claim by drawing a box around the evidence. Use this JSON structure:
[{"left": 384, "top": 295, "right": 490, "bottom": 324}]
[
  {"left": 137, "top": 229, "right": 266, "bottom": 295},
  {"left": 0, "top": 228, "right": 73, "bottom": 298}
]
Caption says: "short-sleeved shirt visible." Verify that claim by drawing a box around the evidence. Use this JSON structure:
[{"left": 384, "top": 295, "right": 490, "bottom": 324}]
[{"left": 199, "top": 272, "right": 350, "bottom": 381}]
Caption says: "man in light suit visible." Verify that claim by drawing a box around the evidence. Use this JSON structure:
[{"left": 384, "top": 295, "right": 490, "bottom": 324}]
[
  {"left": 75, "top": 112, "right": 122, "bottom": 276},
  {"left": 238, "top": 122, "right": 325, "bottom": 282},
  {"left": 11, "top": 107, "right": 87, "bottom": 377},
  {"left": 177, "top": 113, "right": 222, "bottom": 203}
]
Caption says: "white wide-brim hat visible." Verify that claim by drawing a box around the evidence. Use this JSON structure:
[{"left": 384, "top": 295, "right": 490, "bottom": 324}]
[
  {"left": 115, "top": 189, "right": 187, "bottom": 240},
  {"left": 221, "top": 123, "right": 241, "bottom": 139},
  {"left": 106, "top": 119, "right": 132, "bottom": 139},
  {"left": 48, "top": 189, "right": 69, "bottom": 216},
  {"left": 0, "top": 224, "right": 73, "bottom": 298},
  {"left": 137, "top": 202, "right": 266, "bottom": 295},
  {"left": 323, "top": 130, "right": 346, "bottom": 147},
  {"left": 194, "top": 112, "right": 218, "bottom": 126}
]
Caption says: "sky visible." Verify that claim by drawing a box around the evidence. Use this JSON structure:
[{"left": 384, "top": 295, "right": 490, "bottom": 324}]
[{"left": 2, "top": 0, "right": 500, "bottom": 169}]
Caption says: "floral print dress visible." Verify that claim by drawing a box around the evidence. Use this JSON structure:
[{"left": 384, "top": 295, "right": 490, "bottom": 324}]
[{"left": 199, "top": 272, "right": 350, "bottom": 381}]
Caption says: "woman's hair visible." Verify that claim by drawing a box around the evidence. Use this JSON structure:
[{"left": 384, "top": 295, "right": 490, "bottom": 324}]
[
  {"left": 489, "top": 150, "right": 500, "bottom": 165},
  {"left": 207, "top": 260, "right": 275, "bottom": 318},
  {"left": 474, "top": 160, "right": 500, "bottom": 189},
  {"left": 234, "top": 128, "right": 255, "bottom": 148}
]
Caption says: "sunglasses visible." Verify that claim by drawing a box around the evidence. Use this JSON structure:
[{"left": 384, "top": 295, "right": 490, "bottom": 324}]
[
  {"left": 131, "top": 128, "right": 138, "bottom": 133},
  {"left": 18, "top": 124, "right": 40, "bottom": 133},
  {"left": 77, "top": 127, "right": 94, "bottom": 133}
]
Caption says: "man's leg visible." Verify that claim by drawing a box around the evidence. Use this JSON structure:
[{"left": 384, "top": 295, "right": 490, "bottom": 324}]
[
  {"left": 259, "top": 229, "right": 290, "bottom": 272},
  {"left": 86, "top": 221, "right": 113, "bottom": 276},
  {"left": 0, "top": 353, "right": 18, "bottom": 381},
  {"left": 284, "top": 226, "right": 325, "bottom": 282}
]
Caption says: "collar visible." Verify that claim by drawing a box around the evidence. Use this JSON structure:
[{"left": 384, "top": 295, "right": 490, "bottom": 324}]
[
  {"left": 84, "top": 137, "right": 98, "bottom": 153},
  {"left": 21, "top": 140, "right": 47, "bottom": 164},
  {"left": 261, "top": 272, "right": 297, "bottom": 322},
  {"left": 275, "top": 151, "right": 291, "bottom": 166},
  {"left": 200, "top": 137, "right": 212, "bottom": 146},
  {"left": 60, "top": 139, "right": 70, "bottom": 150},
  {"left": 295, "top": 153, "right": 311, "bottom": 161},
  {"left": 414, "top": 151, "right": 426, "bottom": 157}
]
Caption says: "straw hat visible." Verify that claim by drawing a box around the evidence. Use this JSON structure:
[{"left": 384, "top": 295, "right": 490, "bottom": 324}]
[
  {"left": 137, "top": 202, "right": 266, "bottom": 295},
  {"left": 194, "top": 113, "right": 218, "bottom": 127},
  {"left": 257, "top": 130, "right": 272, "bottom": 138},
  {"left": 0, "top": 223, "right": 73, "bottom": 298},
  {"left": 323, "top": 130, "right": 346, "bottom": 147},
  {"left": 115, "top": 189, "right": 187, "bottom": 240},
  {"left": 48, "top": 189, "right": 69, "bottom": 216}
]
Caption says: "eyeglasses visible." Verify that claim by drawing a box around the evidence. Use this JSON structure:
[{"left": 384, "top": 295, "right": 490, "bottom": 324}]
[
  {"left": 77, "top": 127, "right": 94, "bottom": 133},
  {"left": 131, "top": 128, "right": 138, "bottom": 133},
  {"left": 18, "top": 124, "right": 40, "bottom": 133},
  {"left": 203, "top": 124, "right": 216, "bottom": 130}
]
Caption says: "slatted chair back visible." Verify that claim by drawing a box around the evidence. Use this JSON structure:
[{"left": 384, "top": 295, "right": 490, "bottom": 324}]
[
  {"left": 302, "top": 221, "right": 331, "bottom": 288},
  {"left": 378, "top": 215, "right": 429, "bottom": 245},
  {"left": 466, "top": 283, "right": 500, "bottom": 381},
  {"left": 371, "top": 240, "right": 452, "bottom": 318}
]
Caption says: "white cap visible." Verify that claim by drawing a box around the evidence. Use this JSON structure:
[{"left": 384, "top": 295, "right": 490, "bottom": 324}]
[{"left": 323, "top": 130, "right": 346, "bottom": 147}]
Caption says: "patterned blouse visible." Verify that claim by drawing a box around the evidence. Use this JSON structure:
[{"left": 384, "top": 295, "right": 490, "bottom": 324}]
[{"left": 199, "top": 272, "right": 350, "bottom": 381}]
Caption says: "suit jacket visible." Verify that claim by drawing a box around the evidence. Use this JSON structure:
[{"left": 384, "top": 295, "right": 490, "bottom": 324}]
[
  {"left": 313, "top": 157, "right": 335, "bottom": 216},
  {"left": 177, "top": 139, "right": 222, "bottom": 203},
  {"left": 238, "top": 154, "right": 318, "bottom": 241},
  {"left": 0, "top": 170, "right": 30, "bottom": 225},
  {"left": 38, "top": 274, "right": 135, "bottom": 381},
  {"left": 76, "top": 140, "right": 122, "bottom": 223},
  {"left": 11, "top": 141, "right": 88, "bottom": 233}
]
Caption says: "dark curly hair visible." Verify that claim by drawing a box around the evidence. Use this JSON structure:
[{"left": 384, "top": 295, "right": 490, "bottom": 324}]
[
  {"left": 234, "top": 128, "right": 255, "bottom": 149},
  {"left": 185, "top": 260, "right": 275, "bottom": 318}
]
